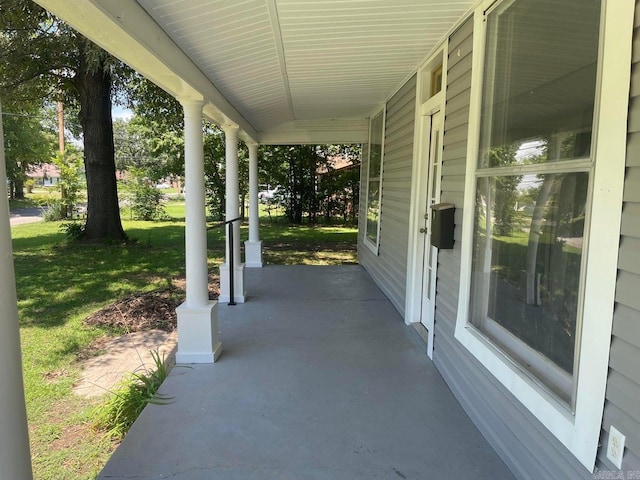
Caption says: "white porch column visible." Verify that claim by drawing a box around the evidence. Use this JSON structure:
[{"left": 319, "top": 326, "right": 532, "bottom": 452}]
[
  {"left": 175, "top": 99, "right": 221, "bottom": 363},
  {"left": 219, "top": 124, "right": 246, "bottom": 303},
  {"left": 0, "top": 101, "right": 33, "bottom": 479},
  {"left": 245, "top": 142, "right": 263, "bottom": 268}
]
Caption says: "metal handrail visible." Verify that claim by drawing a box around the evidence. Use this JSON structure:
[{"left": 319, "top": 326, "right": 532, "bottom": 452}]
[{"left": 208, "top": 216, "right": 242, "bottom": 305}]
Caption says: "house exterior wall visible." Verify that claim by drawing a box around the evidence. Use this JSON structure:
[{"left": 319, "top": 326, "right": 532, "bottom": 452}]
[
  {"left": 359, "top": 3, "right": 639, "bottom": 476},
  {"left": 358, "top": 75, "right": 416, "bottom": 316},
  {"left": 432, "top": 17, "right": 598, "bottom": 480},
  {"left": 596, "top": 3, "right": 640, "bottom": 472}
]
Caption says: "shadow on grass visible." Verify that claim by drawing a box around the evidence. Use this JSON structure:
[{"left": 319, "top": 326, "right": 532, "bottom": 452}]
[
  {"left": 13, "top": 225, "right": 191, "bottom": 329},
  {"left": 13, "top": 221, "right": 357, "bottom": 330},
  {"left": 259, "top": 224, "right": 358, "bottom": 266}
]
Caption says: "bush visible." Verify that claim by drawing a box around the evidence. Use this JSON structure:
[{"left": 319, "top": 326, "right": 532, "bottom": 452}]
[
  {"left": 122, "top": 170, "right": 168, "bottom": 221},
  {"left": 43, "top": 201, "right": 67, "bottom": 222},
  {"left": 59, "top": 222, "right": 85, "bottom": 241},
  {"left": 131, "top": 184, "right": 166, "bottom": 221}
]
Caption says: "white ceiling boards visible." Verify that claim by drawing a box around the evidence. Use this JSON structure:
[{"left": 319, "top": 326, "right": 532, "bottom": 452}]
[{"left": 135, "top": 0, "right": 472, "bottom": 138}]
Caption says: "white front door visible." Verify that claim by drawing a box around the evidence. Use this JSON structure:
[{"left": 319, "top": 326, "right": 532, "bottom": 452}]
[{"left": 420, "top": 110, "right": 443, "bottom": 356}]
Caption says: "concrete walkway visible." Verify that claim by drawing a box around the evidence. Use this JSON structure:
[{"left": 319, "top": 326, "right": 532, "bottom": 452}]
[{"left": 98, "top": 265, "right": 514, "bottom": 480}]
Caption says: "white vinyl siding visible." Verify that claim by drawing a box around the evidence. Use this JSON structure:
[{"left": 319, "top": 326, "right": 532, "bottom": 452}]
[{"left": 358, "top": 75, "right": 416, "bottom": 316}]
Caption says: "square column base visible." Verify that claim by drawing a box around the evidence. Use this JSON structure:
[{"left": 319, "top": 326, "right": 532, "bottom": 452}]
[
  {"left": 219, "top": 263, "right": 247, "bottom": 303},
  {"left": 244, "top": 240, "right": 263, "bottom": 268},
  {"left": 175, "top": 301, "right": 222, "bottom": 363}
]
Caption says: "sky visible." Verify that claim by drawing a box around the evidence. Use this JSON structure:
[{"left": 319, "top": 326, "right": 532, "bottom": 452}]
[{"left": 112, "top": 105, "right": 133, "bottom": 121}]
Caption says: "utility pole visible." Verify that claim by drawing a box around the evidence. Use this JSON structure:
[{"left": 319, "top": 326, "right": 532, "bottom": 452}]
[
  {"left": 57, "top": 100, "right": 64, "bottom": 154},
  {"left": 57, "top": 99, "right": 68, "bottom": 217}
]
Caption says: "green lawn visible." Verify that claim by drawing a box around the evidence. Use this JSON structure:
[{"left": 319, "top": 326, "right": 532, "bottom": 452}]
[{"left": 11, "top": 200, "right": 357, "bottom": 479}]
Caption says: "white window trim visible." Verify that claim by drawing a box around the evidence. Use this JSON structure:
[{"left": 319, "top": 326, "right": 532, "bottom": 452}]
[
  {"left": 363, "top": 107, "right": 386, "bottom": 254},
  {"left": 453, "top": 0, "right": 634, "bottom": 471}
]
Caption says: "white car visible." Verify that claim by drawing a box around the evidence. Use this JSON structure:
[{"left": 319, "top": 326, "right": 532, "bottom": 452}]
[{"left": 258, "top": 186, "right": 278, "bottom": 201}]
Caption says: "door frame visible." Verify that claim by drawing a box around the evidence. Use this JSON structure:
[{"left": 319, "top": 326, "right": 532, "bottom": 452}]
[
  {"left": 405, "top": 47, "right": 447, "bottom": 359},
  {"left": 419, "top": 110, "right": 443, "bottom": 350}
]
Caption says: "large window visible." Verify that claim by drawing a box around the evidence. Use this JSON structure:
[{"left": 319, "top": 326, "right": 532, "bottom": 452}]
[
  {"left": 364, "top": 108, "right": 385, "bottom": 251},
  {"left": 456, "top": 0, "right": 634, "bottom": 469},
  {"left": 469, "top": 0, "right": 600, "bottom": 406}
]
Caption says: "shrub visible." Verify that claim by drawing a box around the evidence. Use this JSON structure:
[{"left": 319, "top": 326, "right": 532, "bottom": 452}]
[
  {"left": 122, "top": 168, "right": 167, "bottom": 221},
  {"left": 43, "top": 200, "right": 67, "bottom": 222},
  {"left": 59, "top": 222, "right": 85, "bottom": 241},
  {"left": 130, "top": 183, "right": 166, "bottom": 221}
]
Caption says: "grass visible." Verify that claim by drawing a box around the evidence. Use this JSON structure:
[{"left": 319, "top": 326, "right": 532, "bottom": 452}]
[
  {"left": 10, "top": 187, "right": 65, "bottom": 209},
  {"left": 11, "top": 198, "right": 357, "bottom": 479}
]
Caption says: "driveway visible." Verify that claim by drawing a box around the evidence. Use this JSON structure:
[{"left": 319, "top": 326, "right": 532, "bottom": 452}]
[{"left": 10, "top": 207, "right": 45, "bottom": 226}]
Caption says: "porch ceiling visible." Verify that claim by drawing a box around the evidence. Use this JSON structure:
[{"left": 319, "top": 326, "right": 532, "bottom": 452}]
[{"left": 35, "top": 0, "right": 473, "bottom": 143}]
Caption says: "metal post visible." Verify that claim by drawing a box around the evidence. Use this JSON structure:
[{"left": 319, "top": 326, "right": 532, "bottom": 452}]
[
  {"left": 208, "top": 216, "right": 241, "bottom": 306},
  {"left": 229, "top": 221, "right": 235, "bottom": 306}
]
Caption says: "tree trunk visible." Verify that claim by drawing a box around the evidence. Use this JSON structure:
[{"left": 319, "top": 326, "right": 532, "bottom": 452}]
[
  {"left": 13, "top": 177, "right": 24, "bottom": 199},
  {"left": 76, "top": 49, "right": 126, "bottom": 242}
]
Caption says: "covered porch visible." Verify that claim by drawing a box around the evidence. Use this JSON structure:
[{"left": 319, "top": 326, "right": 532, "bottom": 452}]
[{"left": 98, "top": 265, "right": 513, "bottom": 479}]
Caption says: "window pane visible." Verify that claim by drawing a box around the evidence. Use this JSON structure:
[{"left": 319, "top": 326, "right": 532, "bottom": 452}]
[
  {"left": 470, "top": 172, "right": 588, "bottom": 401},
  {"left": 369, "top": 111, "right": 384, "bottom": 176},
  {"left": 479, "top": 0, "right": 601, "bottom": 168},
  {"left": 366, "top": 179, "right": 380, "bottom": 245},
  {"left": 365, "top": 109, "right": 384, "bottom": 248}
]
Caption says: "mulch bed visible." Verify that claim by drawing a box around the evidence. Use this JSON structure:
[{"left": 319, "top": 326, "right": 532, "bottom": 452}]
[
  {"left": 83, "top": 276, "right": 220, "bottom": 333},
  {"left": 84, "top": 287, "right": 184, "bottom": 332}
]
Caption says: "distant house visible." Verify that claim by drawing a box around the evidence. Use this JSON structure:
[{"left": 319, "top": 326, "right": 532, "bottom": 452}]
[{"left": 27, "top": 163, "right": 60, "bottom": 187}]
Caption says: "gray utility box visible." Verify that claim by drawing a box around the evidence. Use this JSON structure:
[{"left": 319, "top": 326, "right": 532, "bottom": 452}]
[{"left": 431, "top": 203, "right": 455, "bottom": 249}]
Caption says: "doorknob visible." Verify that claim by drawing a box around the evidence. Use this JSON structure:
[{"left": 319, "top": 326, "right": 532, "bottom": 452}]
[{"left": 419, "top": 228, "right": 427, "bottom": 234}]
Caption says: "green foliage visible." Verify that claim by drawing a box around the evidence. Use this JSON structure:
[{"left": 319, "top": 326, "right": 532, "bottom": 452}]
[
  {"left": 59, "top": 222, "right": 85, "bottom": 241},
  {"left": 27, "top": 190, "right": 61, "bottom": 207},
  {"left": 260, "top": 144, "right": 361, "bottom": 224},
  {"left": 1, "top": 95, "right": 56, "bottom": 199},
  {"left": 486, "top": 145, "right": 522, "bottom": 236},
  {"left": 51, "top": 148, "right": 85, "bottom": 218},
  {"left": 24, "top": 178, "right": 35, "bottom": 193},
  {"left": 92, "top": 350, "right": 173, "bottom": 439},
  {"left": 113, "top": 117, "right": 180, "bottom": 182},
  {"left": 42, "top": 200, "right": 67, "bottom": 222},
  {"left": 124, "top": 77, "right": 361, "bottom": 226},
  {"left": 1, "top": 0, "right": 131, "bottom": 241},
  {"left": 203, "top": 125, "right": 229, "bottom": 221},
  {"left": 123, "top": 168, "right": 167, "bottom": 221},
  {"left": 125, "top": 76, "right": 185, "bottom": 178}
]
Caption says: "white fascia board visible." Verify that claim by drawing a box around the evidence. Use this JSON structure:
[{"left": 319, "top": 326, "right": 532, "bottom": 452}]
[
  {"left": 34, "top": 0, "right": 258, "bottom": 142},
  {"left": 258, "top": 119, "right": 369, "bottom": 145}
]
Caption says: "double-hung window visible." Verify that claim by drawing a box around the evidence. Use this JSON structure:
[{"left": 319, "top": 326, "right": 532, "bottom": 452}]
[
  {"left": 471, "top": 0, "right": 600, "bottom": 406},
  {"left": 364, "top": 108, "right": 385, "bottom": 252},
  {"left": 456, "top": 0, "right": 633, "bottom": 469}
]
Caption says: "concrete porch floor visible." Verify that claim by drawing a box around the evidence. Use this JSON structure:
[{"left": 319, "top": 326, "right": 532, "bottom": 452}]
[{"left": 98, "top": 265, "right": 515, "bottom": 480}]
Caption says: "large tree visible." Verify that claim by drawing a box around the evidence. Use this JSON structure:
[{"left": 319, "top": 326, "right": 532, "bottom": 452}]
[{"left": 0, "top": 1, "right": 126, "bottom": 241}]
